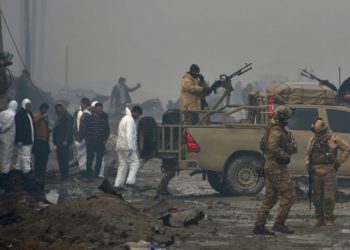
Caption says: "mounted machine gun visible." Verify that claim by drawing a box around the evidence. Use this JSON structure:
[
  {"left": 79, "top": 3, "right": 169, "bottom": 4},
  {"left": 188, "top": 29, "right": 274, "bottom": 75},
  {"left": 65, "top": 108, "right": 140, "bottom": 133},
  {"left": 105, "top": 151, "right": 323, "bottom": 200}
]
[{"left": 300, "top": 69, "right": 337, "bottom": 92}]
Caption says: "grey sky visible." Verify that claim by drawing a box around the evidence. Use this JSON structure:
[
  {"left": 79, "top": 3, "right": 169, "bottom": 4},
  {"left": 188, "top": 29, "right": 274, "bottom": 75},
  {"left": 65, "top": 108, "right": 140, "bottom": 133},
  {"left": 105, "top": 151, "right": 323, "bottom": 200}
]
[{"left": 2, "top": 0, "right": 350, "bottom": 104}]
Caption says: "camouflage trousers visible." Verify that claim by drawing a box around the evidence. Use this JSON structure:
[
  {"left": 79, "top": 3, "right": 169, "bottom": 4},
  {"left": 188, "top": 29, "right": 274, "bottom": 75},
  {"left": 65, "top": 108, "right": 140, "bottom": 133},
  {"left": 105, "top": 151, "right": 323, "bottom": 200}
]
[
  {"left": 255, "top": 159, "right": 296, "bottom": 225},
  {"left": 312, "top": 166, "right": 337, "bottom": 221}
]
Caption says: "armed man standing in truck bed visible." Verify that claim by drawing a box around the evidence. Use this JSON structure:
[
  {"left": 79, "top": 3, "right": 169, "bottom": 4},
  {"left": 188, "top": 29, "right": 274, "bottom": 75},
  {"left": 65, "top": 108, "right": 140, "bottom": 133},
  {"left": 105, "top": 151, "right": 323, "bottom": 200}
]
[
  {"left": 253, "top": 105, "right": 297, "bottom": 235},
  {"left": 306, "top": 118, "right": 350, "bottom": 226},
  {"left": 156, "top": 64, "right": 206, "bottom": 197}
]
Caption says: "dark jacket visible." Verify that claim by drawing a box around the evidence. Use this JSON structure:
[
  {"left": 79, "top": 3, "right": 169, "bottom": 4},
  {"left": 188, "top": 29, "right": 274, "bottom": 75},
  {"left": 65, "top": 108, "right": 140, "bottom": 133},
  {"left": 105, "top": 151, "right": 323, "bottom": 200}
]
[
  {"left": 110, "top": 83, "right": 140, "bottom": 107},
  {"left": 53, "top": 111, "right": 73, "bottom": 146},
  {"left": 82, "top": 111, "right": 110, "bottom": 142},
  {"left": 79, "top": 108, "right": 93, "bottom": 141},
  {"left": 15, "top": 108, "right": 35, "bottom": 145}
]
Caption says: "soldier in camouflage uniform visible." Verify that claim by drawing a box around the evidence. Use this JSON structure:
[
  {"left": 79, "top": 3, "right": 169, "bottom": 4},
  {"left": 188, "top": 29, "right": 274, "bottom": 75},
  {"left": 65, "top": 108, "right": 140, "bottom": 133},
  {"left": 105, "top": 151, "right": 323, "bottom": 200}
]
[
  {"left": 253, "top": 105, "right": 297, "bottom": 235},
  {"left": 305, "top": 118, "right": 350, "bottom": 226}
]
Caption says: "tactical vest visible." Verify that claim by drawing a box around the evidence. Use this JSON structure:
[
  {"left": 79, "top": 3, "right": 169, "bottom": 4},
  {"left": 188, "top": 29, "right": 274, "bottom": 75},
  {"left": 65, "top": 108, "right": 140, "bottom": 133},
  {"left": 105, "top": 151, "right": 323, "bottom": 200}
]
[{"left": 310, "top": 137, "right": 337, "bottom": 165}]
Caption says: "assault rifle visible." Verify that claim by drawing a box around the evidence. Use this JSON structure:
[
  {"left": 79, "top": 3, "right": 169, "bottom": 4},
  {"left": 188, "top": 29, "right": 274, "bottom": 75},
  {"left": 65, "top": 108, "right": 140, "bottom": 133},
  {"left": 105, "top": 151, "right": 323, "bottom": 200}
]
[
  {"left": 300, "top": 69, "right": 337, "bottom": 92},
  {"left": 307, "top": 169, "right": 312, "bottom": 211}
]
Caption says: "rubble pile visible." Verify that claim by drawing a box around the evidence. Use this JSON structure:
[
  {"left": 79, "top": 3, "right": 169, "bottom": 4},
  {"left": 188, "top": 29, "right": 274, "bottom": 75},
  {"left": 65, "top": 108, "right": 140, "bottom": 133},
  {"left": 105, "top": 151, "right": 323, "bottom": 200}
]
[
  {"left": 0, "top": 194, "right": 175, "bottom": 249},
  {"left": 0, "top": 171, "right": 45, "bottom": 216}
]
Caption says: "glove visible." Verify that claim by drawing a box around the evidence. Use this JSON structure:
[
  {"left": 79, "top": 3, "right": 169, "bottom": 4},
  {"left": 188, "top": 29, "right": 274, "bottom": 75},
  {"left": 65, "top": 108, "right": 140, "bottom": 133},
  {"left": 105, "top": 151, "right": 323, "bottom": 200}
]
[
  {"left": 203, "top": 85, "right": 212, "bottom": 95},
  {"left": 276, "top": 158, "right": 290, "bottom": 165},
  {"left": 286, "top": 143, "right": 297, "bottom": 154},
  {"left": 128, "top": 149, "right": 133, "bottom": 157},
  {"left": 198, "top": 74, "right": 205, "bottom": 82},
  {"left": 16, "top": 142, "right": 23, "bottom": 149},
  {"left": 0, "top": 124, "right": 2, "bottom": 133},
  {"left": 62, "top": 140, "right": 68, "bottom": 147},
  {"left": 335, "top": 161, "right": 341, "bottom": 171}
]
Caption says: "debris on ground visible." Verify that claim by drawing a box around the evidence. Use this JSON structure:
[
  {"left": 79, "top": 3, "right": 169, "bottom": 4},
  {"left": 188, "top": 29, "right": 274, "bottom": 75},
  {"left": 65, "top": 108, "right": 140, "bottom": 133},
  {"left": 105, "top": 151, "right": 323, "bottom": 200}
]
[
  {"left": 0, "top": 194, "right": 175, "bottom": 249},
  {"left": 158, "top": 208, "right": 206, "bottom": 227}
]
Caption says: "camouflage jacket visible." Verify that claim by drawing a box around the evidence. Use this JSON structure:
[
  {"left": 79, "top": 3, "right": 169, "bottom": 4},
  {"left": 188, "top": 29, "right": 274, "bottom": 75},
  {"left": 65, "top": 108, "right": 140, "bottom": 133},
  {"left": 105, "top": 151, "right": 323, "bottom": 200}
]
[
  {"left": 179, "top": 73, "right": 203, "bottom": 111},
  {"left": 265, "top": 118, "right": 296, "bottom": 163},
  {"left": 305, "top": 132, "right": 350, "bottom": 167}
]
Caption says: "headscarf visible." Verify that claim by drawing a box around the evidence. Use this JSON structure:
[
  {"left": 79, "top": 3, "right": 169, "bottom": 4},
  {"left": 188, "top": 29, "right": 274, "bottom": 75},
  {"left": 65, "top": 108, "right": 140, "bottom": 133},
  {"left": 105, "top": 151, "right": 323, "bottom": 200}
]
[
  {"left": 91, "top": 101, "right": 98, "bottom": 107},
  {"left": 8, "top": 100, "right": 18, "bottom": 112},
  {"left": 21, "top": 98, "right": 31, "bottom": 109}
]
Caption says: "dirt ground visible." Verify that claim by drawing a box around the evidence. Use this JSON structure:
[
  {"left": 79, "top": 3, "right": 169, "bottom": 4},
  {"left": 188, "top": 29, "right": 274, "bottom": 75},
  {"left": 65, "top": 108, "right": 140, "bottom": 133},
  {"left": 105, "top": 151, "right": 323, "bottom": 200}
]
[{"left": 2, "top": 144, "right": 350, "bottom": 249}]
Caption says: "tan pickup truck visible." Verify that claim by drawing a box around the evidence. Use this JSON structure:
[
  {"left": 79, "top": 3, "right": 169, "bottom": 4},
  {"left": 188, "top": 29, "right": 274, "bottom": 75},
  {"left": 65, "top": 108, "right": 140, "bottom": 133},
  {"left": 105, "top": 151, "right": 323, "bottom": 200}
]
[{"left": 137, "top": 82, "right": 350, "bottom": 196}]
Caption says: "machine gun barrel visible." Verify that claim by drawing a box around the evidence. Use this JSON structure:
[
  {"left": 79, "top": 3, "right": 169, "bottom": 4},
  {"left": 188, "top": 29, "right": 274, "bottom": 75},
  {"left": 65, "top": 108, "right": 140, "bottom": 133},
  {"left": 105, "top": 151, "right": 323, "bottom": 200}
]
[
  {"left": 224, "top": 63, "right": 253, "bottom": 80},
  {"left": 301, "top": 69, "right": 324, "bottom": 82},
  {"left": 300, "top": 69, "right": 337, "bottom": 92}
]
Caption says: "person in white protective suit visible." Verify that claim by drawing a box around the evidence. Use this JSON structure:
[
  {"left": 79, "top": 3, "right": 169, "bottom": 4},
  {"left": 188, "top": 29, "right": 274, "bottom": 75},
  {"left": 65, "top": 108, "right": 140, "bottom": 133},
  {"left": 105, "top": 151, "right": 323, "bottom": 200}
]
[
  {"left": 0, "top": 100, "right": 18, "bottom": 173},
  {"left": 14, "top": 98, "right": 34, "bottom": 174},
  {"left": 73, "top": 97, "right": 91, "bottom": 177},
  {"left": 114, "top": 105, "right": 143, "bottom": 190}
]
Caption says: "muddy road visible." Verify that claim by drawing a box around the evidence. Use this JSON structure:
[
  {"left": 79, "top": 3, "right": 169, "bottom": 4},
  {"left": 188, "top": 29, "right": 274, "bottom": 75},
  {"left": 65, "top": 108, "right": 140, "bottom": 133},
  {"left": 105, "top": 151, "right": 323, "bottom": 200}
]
[
  {"left": 121, "top": 159, "right": 350, "bottom": 250},
  {"left": 3, "top": 150, "right": 350, "bottom": 249}
]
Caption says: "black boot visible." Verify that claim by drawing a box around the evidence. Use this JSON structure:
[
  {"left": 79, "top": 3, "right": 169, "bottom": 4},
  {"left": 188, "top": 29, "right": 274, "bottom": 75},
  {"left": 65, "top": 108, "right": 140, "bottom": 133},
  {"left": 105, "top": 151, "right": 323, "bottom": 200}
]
[
  {"left": 252, "top": 224, "right": 275, "bottom": 235},
  {"left": 272, "top": 223, "right": 294, "bottom": 234}
]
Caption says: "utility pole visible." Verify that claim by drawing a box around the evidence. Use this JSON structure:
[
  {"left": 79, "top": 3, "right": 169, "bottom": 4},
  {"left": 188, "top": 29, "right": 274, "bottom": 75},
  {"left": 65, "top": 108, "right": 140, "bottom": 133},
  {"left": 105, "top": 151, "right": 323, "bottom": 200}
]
[
  {"left": 0, "top": 1, "right": 3, "bottom": 52},
  {"left": 339, "top": 66, "right": 341, "bottom": 88},
  {"left": 24, "top": 0, "right": 31, "bottom": 73},
  {"left": 65, "top": 45, "right": 69, "bottom": 95}
]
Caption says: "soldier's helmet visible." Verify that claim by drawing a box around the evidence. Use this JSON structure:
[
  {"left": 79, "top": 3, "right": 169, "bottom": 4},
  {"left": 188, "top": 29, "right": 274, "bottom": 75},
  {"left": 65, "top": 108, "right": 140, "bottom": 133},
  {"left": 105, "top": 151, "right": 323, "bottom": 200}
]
[
  {"left": 273, "top": 105, "right": 290, "bottom": 122},
  {"left": 311, "top": 118, "right": 328, "bottom": 134}
]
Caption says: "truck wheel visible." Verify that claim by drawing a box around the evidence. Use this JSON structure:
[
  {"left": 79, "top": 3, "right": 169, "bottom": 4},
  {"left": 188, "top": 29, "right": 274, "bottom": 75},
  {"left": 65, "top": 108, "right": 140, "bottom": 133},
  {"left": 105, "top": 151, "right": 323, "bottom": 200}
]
[
  {"left": 207, "top": 171, "right": 229, "bottom": 195},
  {"left": 224, "top": 155, "right": 264, "bottom": 196},
  {"left": 137, "top": 117, "right": 157, "bottom": 159}
]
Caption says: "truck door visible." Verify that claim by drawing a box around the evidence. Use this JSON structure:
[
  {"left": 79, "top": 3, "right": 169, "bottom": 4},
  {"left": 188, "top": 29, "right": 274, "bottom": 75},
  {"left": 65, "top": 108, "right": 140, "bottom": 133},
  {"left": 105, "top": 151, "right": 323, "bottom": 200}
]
[
  {"left": 287, "top": 107, "right": 320, "bottom": 174},
  {"left": 324, "top": 108, "right": 350, "bottom": 176}
]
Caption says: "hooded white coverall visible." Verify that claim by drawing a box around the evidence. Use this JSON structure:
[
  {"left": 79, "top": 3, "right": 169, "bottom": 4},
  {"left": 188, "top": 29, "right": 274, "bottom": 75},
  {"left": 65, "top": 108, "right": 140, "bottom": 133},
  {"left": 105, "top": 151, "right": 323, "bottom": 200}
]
[
  {"left": 15, "top": 98, "right": 34, "bottom": 174},
  {"left": 0, "top": 100, "right": 18, "bottom": 173},
  {"left": 114, "top": 107, "right": 140, "bottom": 187},
  {"left": 75, "top": 108, "right": 87, "bottom": 171}
]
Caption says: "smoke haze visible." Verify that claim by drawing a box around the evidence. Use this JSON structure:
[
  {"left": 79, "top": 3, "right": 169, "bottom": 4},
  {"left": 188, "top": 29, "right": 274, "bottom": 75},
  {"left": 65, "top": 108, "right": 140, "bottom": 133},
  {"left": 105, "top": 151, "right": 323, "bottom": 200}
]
[{"left": 2, "top": 0, "right": 350, "bottom": 103}]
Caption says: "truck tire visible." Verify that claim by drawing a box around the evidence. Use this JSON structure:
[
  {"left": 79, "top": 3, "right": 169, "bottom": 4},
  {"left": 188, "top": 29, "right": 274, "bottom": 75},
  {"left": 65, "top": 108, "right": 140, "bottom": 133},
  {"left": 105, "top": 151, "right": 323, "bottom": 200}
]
[
  {"left": 207, "top": 171, "right": 229, "bottom": 195},
  {"left": 224, "top": 155, "right": 264, "bottom": 196},
  {"left": 137, "top": 116, "right": 157, "bottom": 159}
]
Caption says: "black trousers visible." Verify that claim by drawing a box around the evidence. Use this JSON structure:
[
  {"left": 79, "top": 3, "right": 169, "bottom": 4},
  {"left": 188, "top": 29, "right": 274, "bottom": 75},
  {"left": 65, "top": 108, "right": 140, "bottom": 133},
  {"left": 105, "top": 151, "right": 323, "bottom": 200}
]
[
  {"left": 56, "top": 145, "right": 70, "bottom": 178},
  {"left": 33, "top": 139, "right": 50, "bottom": 185},
  {"left": 86, "top": 140, "right": 105, "bottom": 177}
]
